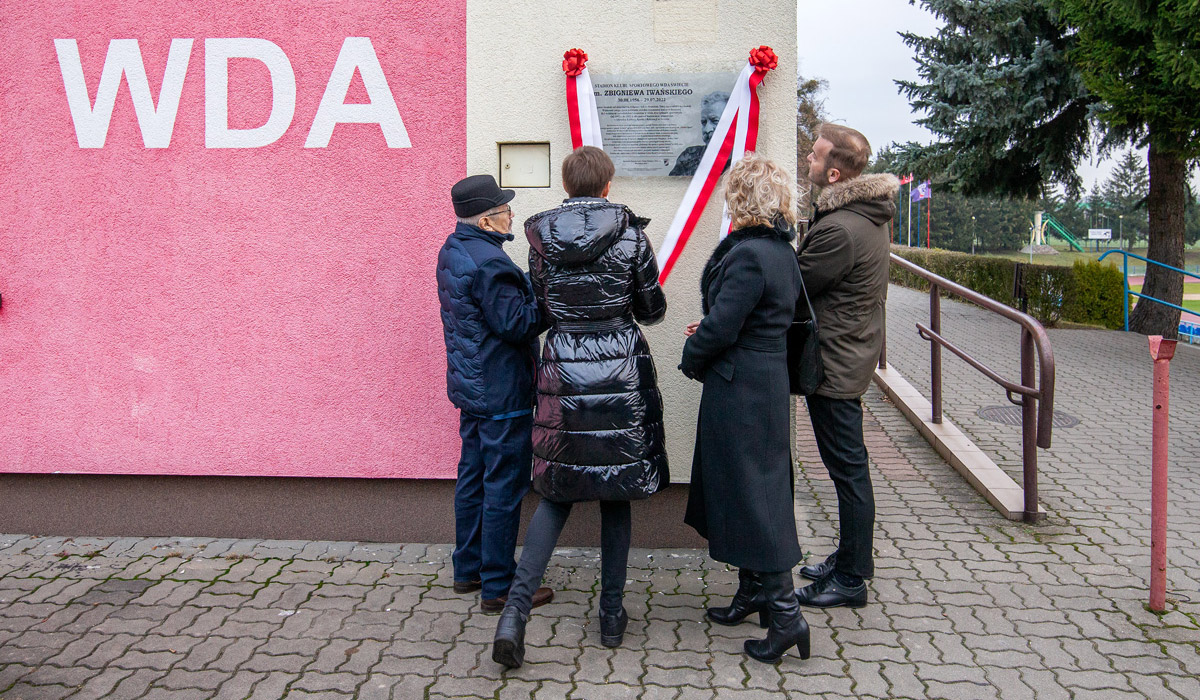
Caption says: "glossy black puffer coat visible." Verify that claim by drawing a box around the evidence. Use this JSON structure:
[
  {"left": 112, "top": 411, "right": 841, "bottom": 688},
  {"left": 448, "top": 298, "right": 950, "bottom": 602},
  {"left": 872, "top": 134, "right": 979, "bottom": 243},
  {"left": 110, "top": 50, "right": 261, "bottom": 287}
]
[{"left": 525, "top": 198, "right": 669, "bottom": 502}]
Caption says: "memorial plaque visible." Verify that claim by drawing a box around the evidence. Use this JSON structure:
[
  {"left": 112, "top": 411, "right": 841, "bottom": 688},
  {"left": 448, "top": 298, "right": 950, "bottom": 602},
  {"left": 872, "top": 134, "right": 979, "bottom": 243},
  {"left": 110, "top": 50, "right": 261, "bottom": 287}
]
[{"left": 592, "top": 72, "right": 737, "bottom": 176}]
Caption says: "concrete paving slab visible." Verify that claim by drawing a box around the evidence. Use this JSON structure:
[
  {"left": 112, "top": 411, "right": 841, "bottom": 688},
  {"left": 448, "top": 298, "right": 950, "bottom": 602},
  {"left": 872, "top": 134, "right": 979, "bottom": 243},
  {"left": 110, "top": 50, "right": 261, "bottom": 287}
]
[{"left": 2, "top": 283, "right": 1199, "bottom": 698}]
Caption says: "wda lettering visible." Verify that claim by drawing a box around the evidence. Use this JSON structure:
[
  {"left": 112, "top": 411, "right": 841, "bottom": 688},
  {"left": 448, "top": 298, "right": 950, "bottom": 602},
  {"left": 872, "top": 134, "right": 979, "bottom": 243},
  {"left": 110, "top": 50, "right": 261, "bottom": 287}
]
[{"left": 54, "top": 37, "right": 411, "bottom": 149}]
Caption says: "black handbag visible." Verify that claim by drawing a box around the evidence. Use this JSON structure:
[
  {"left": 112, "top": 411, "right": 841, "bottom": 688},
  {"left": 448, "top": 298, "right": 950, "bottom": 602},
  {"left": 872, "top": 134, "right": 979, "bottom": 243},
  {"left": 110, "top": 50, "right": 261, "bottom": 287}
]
[{"left": 787, "top": 273, "right": 825, "bottom": 396}]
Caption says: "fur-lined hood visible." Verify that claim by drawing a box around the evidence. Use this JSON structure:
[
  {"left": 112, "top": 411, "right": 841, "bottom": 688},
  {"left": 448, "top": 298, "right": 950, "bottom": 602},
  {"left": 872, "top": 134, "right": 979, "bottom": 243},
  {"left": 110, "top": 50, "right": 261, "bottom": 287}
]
[{"left": 816, "top": 173, "right": 901, "bottom": 213}]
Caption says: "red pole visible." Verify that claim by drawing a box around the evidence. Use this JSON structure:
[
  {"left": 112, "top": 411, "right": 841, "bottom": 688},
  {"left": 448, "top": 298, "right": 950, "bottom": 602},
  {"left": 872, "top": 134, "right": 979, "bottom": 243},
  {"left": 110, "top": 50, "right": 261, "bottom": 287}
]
[{"left": 1148, "top": 335, "right": 1176, "bottom": 612}]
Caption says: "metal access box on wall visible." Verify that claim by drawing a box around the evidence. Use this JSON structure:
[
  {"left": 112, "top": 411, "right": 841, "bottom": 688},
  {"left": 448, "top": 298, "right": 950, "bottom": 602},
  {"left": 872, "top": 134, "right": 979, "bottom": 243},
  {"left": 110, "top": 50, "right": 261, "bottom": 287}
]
[{"left": 0, "top": 1, "right": 468, "bottom": 479}]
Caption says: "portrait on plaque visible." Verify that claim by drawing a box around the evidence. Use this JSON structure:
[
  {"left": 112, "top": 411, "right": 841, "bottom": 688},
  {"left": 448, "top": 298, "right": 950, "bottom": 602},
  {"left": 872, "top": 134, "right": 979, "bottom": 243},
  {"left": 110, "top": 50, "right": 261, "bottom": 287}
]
[{"left": 591, "top": 72, "right": 737, "bottom": 176}]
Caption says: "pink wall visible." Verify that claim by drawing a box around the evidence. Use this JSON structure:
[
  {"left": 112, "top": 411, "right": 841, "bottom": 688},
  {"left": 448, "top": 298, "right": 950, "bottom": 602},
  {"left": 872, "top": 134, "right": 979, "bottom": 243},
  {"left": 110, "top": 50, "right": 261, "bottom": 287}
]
[{"left": 0, "top": 1, "right": 466, "bottom": 478}]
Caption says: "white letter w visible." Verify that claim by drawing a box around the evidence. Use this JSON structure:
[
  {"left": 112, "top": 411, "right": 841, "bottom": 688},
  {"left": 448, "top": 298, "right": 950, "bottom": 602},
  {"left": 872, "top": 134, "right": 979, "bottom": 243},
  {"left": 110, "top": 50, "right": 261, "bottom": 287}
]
[{"left": 55, "top": 39, "right": 193, "bottom": 148}]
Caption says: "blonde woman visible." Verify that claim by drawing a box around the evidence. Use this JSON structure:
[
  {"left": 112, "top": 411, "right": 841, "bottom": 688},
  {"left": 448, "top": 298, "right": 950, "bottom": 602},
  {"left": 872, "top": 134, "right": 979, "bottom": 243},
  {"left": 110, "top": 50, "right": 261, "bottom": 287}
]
[{"left": 679, "top": 152, "right": 810, "bottom": 663}]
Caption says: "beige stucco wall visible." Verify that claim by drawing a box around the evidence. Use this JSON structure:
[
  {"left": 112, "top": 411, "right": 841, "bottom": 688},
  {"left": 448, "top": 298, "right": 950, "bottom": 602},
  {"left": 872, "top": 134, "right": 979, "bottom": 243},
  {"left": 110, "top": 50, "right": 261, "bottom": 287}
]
[{"left": 467, "top": 0, "right": 798, "bottom": 482}]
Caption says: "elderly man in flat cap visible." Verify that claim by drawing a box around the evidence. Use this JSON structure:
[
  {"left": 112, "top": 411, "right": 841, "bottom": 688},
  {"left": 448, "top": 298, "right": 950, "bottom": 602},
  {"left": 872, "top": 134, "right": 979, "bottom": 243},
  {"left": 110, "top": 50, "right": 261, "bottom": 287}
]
[{"left": 436, "top": 174, "right": 553, "bottom": 612}]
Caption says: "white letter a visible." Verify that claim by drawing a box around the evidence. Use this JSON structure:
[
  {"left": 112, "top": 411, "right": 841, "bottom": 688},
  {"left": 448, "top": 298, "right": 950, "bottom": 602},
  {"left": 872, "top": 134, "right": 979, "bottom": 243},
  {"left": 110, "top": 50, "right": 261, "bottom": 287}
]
[{"left": 305, "top": 38, "right": 411, "bottom": 148}]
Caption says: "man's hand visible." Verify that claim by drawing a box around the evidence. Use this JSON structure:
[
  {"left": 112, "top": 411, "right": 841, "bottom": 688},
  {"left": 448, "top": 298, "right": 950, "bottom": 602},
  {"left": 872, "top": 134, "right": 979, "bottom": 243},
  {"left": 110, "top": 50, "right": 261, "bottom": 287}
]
[{"left": 684, "top": 321, "right": 701, "bottom": 337}]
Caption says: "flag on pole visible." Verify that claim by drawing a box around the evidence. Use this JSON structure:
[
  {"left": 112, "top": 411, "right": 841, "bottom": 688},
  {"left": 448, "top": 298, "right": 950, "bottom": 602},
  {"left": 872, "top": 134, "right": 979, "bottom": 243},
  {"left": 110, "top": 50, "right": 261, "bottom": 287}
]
[
  {"left": 898, "top": 174, "right": 914, "bottom": 185},
  {"left": 911, "top": 180, "right": 932, "bottom": 202}
]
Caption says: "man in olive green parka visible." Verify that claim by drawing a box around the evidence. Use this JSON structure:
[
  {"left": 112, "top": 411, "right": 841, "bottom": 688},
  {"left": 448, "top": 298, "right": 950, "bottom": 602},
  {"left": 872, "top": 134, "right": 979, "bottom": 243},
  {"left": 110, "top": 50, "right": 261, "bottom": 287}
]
[{"left": 794, "top": 123, "right": 900, "bottom": 609}]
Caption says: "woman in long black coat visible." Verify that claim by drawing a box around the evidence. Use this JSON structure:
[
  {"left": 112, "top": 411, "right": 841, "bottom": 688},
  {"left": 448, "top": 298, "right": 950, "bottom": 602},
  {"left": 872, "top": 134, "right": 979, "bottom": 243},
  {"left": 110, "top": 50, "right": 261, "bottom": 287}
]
[
  {"left": 492, "top": 146, "right": 668, "bottom": 669},
  {"left": 680, "top": 152, "right": 810, "bottom": 664}
]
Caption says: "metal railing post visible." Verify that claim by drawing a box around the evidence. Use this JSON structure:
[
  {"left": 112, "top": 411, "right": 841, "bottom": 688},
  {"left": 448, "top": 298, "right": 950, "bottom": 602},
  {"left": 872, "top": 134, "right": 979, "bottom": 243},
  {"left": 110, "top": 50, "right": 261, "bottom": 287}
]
[
  {"left": 1021, "top": 328, "right": 1040, "bottom": 522},
  {"left": 930, "top": 285, "right": 942, "bottom": 424},
  {"left": 1099, "top": 249, "right": 1200, "bottom": 331},
  {"left": 879, "top": 303, "right": 888, "bottom": 370},
  {"left": 1123, "top": 253, "right": 1130, "bottom": 331},
  {"left": 890, "top": 253, "right": 1055, "bottom": 519}
]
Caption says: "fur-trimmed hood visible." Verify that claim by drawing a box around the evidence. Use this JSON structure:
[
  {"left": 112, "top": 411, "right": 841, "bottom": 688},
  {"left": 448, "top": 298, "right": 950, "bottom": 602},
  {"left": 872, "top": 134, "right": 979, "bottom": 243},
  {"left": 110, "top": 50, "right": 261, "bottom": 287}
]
[
  {"left": 700, "top": 222, "right": 795, "bottom": 314},
  {"left": 816, "top": 173, "right": 901, "bottom": 214}
]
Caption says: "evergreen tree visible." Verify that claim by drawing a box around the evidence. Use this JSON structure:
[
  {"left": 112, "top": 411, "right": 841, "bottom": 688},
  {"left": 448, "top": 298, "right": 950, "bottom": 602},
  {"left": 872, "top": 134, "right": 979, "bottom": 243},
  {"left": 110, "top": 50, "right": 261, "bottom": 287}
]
[
  {"left": 896, "top": 0, "right": 1094, "bottom": 199},
  {"left": 1186, "top": 182, "right": 1200, "bottom": 247},
  {"left": 926, "top": 192, "right": 1040, "bottom": 252},
  {"left": 1100, "top": 150, "right": 1149, "bottom": 245},
  {"left": 1042, "top": 191, "right": 1091, "bottom": 243},
  {"left": 898, "top": 0, "right": 1200, "bottom": 335},
  {"left": 1056, "top": 0, "right": 1200, "bottom": 333},
  {"left": 1086, "top": 184, "right": 1111, "bottom": 230},
  {"left": 796, "top": 75, "right": 829, "bottom": 211}
]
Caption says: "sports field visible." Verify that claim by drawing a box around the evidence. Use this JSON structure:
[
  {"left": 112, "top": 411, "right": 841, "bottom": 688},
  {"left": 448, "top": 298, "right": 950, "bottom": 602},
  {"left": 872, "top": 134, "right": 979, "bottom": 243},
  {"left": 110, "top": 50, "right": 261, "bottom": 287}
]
[{"left": 1130, "top": 282, "right": 1200, "bottom": 315}]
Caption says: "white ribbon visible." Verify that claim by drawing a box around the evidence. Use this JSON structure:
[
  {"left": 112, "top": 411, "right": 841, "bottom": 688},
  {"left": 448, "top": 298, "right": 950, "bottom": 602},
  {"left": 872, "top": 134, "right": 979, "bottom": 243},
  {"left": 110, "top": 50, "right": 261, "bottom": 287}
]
[
  {"left": 656, "top": 63, "right": 756, "bottom": 281},
  {"left": 575, "top": 67, "right": 603, "bottom": 149}
]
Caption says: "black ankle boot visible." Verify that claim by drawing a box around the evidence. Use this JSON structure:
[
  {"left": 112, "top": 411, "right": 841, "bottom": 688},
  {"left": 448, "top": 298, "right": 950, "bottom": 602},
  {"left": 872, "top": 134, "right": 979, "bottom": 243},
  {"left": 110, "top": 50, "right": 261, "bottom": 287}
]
[
  {"left": 599, "top": 605, "right": 628, "bottom": 648},
  {"left": 744, "top": 571, "right": 811, "bottom": 663},
  {"left": 492, "top": 606, "right": 527, "bottom": 668},
  {"left": 707, "top": 568, "right": 769, "bottom": 628}
]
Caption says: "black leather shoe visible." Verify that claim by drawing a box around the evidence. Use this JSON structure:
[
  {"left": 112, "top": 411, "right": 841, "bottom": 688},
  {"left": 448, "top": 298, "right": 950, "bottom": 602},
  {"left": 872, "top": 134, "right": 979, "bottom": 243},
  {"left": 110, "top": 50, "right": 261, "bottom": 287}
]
[
  {"left": 492, "top": 607, "right": 527, "bottom": 668},
  {"left": 795, "top": 574, "right": 867, "bottom": 609},
  {"left": 744, "top": 571, "right": 811, "bottom": 663},
  {"left": 799, "top": 552, "right": 836, "bottom": 581},
  {"left": 707, "top": 568, "right": 769, "bottom": 628},
  {"left": 599, "top": 606, "right": 628, "bottom": 648}
]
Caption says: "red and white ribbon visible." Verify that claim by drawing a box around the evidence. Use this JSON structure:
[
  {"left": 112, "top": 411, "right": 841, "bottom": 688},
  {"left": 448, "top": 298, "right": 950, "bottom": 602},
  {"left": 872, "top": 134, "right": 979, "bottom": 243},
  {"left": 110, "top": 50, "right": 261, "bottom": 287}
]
[
  {"left": 563, "top": 48, "right": 603, "bottom": 149},
  {"left": 656, "top": 46, "right": 778, "bottom": 284}
]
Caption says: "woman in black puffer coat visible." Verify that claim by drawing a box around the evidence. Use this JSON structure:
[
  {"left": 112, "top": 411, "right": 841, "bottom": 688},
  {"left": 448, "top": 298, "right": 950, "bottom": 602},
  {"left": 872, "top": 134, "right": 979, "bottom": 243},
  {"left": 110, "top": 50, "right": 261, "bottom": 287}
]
[{"left": 493, "top": 146, "right": 667, "bottom": 669}]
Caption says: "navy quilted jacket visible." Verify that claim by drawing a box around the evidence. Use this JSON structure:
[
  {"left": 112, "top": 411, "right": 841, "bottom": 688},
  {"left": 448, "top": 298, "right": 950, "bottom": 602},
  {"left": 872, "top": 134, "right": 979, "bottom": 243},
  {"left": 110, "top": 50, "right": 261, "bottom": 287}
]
[{"left": 436, "top": 223, "right": 541, "bottom": 417}]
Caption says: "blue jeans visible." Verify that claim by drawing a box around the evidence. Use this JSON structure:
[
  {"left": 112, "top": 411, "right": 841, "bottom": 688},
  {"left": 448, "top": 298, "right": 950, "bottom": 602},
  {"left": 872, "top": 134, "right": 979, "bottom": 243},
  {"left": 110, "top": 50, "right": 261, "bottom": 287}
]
[{"left": 453, "top": 412, "right": 533, "bottom": 600}]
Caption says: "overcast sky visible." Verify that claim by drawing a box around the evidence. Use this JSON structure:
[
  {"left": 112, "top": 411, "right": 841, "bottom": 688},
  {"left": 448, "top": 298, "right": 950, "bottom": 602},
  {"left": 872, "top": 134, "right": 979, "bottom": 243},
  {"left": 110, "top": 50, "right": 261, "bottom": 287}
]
[{"left": 797, "top": 0, "right": 1117, "bottom": 190}]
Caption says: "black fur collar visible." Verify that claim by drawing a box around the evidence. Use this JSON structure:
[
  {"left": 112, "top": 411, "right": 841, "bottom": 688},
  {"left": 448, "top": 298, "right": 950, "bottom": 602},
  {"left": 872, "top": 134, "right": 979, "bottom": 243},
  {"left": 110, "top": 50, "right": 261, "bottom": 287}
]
[{"left": 700, "top": 222, "right": 795, "bottom": 313}]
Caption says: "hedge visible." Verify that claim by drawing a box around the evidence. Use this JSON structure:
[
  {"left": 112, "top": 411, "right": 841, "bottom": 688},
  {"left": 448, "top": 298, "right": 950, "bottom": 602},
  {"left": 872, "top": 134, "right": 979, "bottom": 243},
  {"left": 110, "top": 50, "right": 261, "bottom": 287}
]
[{"left": 889, "top": 247, "right": 1125, "bottom": 329}]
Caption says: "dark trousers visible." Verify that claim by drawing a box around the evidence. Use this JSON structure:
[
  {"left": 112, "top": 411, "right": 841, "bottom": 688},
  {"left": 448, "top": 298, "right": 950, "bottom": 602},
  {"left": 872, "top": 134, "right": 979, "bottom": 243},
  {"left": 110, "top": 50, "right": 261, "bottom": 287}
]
[
  {"left": 806, "top": 394, "right": 875, "bottom": 579},
  {"left": 453, "top": 412, "right": 533, "bottom": 600},
  {"left": 506, "top": 499, "right": 631, "bottom": 617}
]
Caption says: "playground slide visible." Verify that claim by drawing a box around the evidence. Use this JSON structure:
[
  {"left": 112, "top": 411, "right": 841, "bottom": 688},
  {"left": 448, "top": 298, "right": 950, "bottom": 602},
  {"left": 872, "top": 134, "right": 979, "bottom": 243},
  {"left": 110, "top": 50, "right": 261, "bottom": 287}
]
[{"left": 1042, "top": 213, "right": 1086, "bottom": 252}]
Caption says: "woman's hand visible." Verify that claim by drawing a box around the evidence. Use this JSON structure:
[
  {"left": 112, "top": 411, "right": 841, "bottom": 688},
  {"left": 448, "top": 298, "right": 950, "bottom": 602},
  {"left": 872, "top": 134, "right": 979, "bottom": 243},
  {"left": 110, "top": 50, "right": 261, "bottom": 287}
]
[{"left": 684, "top": 321, "right": 701, "bottom": 337}]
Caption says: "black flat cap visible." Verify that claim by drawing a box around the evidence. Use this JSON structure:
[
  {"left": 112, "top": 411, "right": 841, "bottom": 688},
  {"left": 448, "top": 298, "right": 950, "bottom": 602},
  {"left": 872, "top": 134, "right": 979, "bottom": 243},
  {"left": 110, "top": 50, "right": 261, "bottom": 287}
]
[{"left": 451, "top": 174, "right": 516, "bottom": 218}]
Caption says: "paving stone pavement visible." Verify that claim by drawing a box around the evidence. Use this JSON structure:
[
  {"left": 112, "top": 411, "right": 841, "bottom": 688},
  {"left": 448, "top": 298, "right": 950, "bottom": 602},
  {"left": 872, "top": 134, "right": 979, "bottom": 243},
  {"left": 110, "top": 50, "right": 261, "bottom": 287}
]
[{"left": 2, "top": 284, "right": 1198, "bottom": 699}]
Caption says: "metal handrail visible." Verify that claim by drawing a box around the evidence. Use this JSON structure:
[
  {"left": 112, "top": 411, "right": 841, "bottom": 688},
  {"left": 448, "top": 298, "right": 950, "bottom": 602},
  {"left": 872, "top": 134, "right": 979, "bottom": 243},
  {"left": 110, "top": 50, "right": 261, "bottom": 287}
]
[
  {"left": 1098, "top": 250, "right": 1200, "bottom": 331},
  {"left": 882, "top": 253, "right": 1056, "bottom": 522}
]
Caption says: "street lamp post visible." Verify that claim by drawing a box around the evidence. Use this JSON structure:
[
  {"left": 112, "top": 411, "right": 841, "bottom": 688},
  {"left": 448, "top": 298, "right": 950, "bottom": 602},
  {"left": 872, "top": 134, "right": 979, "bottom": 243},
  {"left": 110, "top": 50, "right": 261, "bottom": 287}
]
[
  {"left": 1119, "top": 214, "right": 1124, "bottom": 251},
  {"left": 971, "top": 215, "right": 977, "bottom": 255}
]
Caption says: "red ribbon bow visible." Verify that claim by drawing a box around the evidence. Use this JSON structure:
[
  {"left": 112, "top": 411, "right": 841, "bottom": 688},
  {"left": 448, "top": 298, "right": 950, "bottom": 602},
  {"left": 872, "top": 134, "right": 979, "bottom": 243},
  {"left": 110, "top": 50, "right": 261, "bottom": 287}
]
[
  {"left": 748, "top": 46, "right": 778, "bottom": 74},
  {"left": 562, "top": 48, "right": 589, "bottom": 77}
]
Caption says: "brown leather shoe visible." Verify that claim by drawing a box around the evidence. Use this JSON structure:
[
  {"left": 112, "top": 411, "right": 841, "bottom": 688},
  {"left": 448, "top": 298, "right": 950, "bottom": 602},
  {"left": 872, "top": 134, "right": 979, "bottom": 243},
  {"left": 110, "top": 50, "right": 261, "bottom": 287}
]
[
  {"left": 481, "top": 587, "right": 554, "bottom": 613},
  {"left": 453, "top": 579, "right": 482, "bottom": 594}
]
